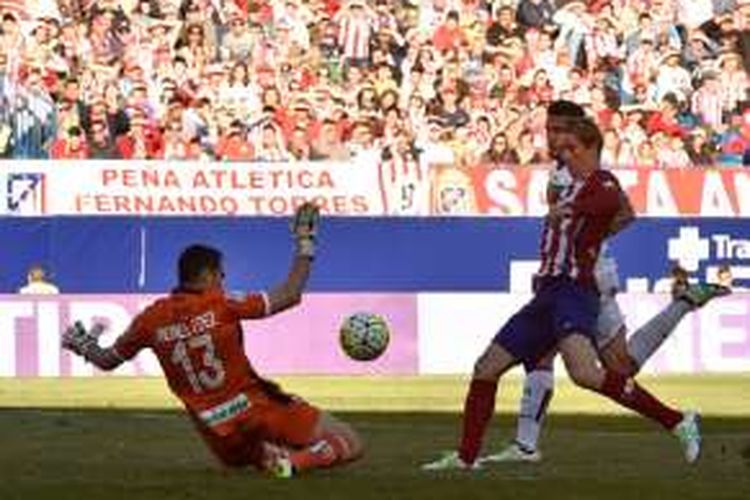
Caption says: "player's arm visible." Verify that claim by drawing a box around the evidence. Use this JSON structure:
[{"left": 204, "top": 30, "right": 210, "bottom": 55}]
[
  {"left": 265, "top": 202, "right": 320, "bottom": 315},
  {"left": 62, "top": 314, "right": 149, "bottom": 371},
  {"left": 606, "top": 188, "right": 635, "bottom": 237},
  {"left": 61, "top": 322, "right": 124, "bottom": 371}
]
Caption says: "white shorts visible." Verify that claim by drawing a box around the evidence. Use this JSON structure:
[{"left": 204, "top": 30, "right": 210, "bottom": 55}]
[{"left": 595, "top": 294, "right": 626, "bottom": 349}]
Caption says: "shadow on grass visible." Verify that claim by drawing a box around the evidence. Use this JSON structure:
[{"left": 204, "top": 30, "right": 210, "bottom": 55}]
[
  {"left": 0, "top": 408, "right": 748, "bottom": 500},
  {"left": 2, "top": 406, "right": 749, "bottom": 431}
]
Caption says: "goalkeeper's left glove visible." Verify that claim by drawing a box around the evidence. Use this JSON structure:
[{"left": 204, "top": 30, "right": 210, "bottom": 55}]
[
  {"left": 291, "top": 202, "right": 320, "bottom": 259},
  {"left": 61, "top": 321, "right": 106, "bottom": 359}
]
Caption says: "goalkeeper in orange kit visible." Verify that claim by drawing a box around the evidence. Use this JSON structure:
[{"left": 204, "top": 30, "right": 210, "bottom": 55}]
[{"left": 62, "top": 203, "right": 363, "bottom": 478}]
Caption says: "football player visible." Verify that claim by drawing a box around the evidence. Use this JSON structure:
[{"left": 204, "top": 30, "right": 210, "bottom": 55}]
[{"left": 62, "top": 203, "right": 363, "bottom": 478}]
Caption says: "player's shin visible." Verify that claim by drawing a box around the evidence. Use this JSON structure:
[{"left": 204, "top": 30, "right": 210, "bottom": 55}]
[
  {"left": 516, "top": 369, "right": 554, "bottom": 452},
  {"left": 626, "top": 301, "right": 692, "bottom": 370},
  {"left": 289, "top": 432, "right": 359, "bottom": 471},
  {"left": 459, "top": 378, "right": 498, "bottom": 464},
  {"left": 458, "top": 343, "right": 513, "bottom": 464},
  {"left": 599, "top": 371, "right": 683, "bottom": 430},
  {"left": 560, "top": 335, "right": 682, "bottom": 431}
]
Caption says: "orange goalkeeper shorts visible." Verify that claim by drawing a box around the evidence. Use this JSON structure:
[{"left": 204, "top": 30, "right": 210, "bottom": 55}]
[{"left": 191, "top": 391, "right": 321, "bottom": 468}]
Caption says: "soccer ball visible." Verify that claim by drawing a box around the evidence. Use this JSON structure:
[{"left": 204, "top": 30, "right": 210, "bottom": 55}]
[{"left": 339, "top": 312, "right": 390, "bottom": 361}]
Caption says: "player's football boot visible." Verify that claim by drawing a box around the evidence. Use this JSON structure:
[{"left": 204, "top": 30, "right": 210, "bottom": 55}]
[
  {"left": 479, "top": 441, "right": 542, "bottom": 464},
  {"left": 673, "top": 411, "right": 702, "bottom": 464},
  {"left": 671, "top": 265, "right": 732, "bottom": 308},
  {"left": 670, "top": 265, "right": 690, "bottom": 298},
  {"left": 421, "top": 451, "right": 480, "bottom": 471},
  {"left": 676, "top": 282, "right": 732, "bottom": 309}
]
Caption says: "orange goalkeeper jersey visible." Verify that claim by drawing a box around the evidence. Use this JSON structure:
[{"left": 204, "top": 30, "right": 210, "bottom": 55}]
[{"left": 113, "top": 287, "right": 270, "bottom": 416}]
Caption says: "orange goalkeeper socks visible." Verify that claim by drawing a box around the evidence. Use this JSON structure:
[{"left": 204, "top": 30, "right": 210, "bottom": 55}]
[{"left": 289, "top": 432, "right": 353, "bottom": 471}]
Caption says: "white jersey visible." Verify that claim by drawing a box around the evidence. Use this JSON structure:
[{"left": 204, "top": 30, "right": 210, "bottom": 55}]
[{"left": 594, "top": 245, "right": 627, "bottom": 347}]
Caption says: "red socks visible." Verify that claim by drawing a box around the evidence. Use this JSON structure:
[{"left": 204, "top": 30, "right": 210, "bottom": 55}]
[
  {"left": 458, "top": 379, "right": 498, "bottom": 464},
  {"left": 600, "top": 371, "right": 683, "bottom": 430}
]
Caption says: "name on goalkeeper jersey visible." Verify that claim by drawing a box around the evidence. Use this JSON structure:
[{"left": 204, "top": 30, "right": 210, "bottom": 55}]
[{"left": 155, "top": 311, "right": 217, "bottom": 343}]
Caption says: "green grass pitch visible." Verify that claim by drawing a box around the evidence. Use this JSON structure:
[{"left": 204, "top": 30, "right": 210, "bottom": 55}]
[{"left": 1, "top": 375, "right": 748, "bottom": 500}]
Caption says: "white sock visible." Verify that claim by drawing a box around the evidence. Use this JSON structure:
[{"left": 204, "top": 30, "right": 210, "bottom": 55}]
[
  {"left": 627, "top": 300, "right": 692, "bottom": 369},
  {"left": 515, "top": 369, "right": 554, "bottom": 452}
]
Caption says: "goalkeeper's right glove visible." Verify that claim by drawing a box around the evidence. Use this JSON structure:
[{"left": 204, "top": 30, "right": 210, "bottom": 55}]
[{"left": 291, "top": 202, "right": 320, "bottom": 259}]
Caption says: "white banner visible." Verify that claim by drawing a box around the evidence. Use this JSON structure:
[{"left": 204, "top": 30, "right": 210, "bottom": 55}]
[
  {"left": 0, "top": 160, "right": 386, "bottom": 216},
  {"left": 418, "top": 292, "right": 750, "bottom": 375}
]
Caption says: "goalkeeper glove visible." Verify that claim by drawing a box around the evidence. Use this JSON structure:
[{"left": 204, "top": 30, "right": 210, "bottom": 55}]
[
  {"left": 61, "top": 321, "right": 106, "bottom": 359},
  {"left": 291, "top": 202, "right": 320, "bottom": 259}
]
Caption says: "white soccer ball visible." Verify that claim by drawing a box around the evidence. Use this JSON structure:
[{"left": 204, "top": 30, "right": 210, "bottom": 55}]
[{"left": 339, "top": 312, "right": 390, "bottom": 361}]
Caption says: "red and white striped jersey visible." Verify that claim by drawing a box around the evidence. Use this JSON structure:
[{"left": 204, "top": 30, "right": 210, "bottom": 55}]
[
  {"left": 378, "top": 150, "right": 429, "bottom": 215},
  {"left": 539, "top": 168, "right": 625, "bottom": 289},
  {"left": 338, "top": 14, "right": 373, "bottom": 60},
  {"left": 691, "top": 86, "right": 723, "bottom": 127},
  {"left": 719, "top": 71, "right": 750, "bottom": 113}
]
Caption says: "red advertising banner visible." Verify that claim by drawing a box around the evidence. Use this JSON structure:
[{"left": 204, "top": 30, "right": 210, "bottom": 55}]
[{"left": 431, "top": 165, "right": 750, "bottom": 217}]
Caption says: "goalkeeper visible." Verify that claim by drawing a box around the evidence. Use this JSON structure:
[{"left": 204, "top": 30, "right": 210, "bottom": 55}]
[{"left": 62, "top": 203, "right": 363, "bottom": 478}]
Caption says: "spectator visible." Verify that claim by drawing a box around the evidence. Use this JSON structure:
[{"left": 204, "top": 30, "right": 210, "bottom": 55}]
[
  {"left": 88, "top": 120, "right": 120, "bottom": 159},
  {"left": 18, "top": 265, "right": 60, "bottom": 295},
  {"left": 313, "top": 119, "right": 351, "bottom": 160},
  {"left": 0, "top": 0, "right": 744, "bottom": 167},
  {"left": 517, "top": 0, "right": 555, "bottom": 32},
  {"left": 480, "top": 132, "right": 520, "bottom": 165},
  {"left": 220, "top": 12, "right": 255, "bottom": 61},
  {"left": 515, "top": 129, "right": 542, "bottom": 166},
  {"left": 717, "top": 50, "right": 750, "bottom": 115},
  {"left": 686, "top": 128, "right": 717, "bottom": 166},
  {"left": 654, "top": 50, "right": 692, "bottom": 102},
  {"left": 647, "top": 94, "right": 687, "bottom": 138},
  {"left": 215, "top": 119, "right": 255, "bottom": 161},
  {"left": 432, "top": 10, "right": 465, "bottom": 53},
  {"left": 116, "top": 112, "right": 163, "bottom": 159},
  {"left": 692, "top": 71, "right": 725, "bottom": 128},
  {"left": 254, "top": 122, "right": 291, "bottom": 161},
  {"left": 486, "top": 6, "right": 523, "bottom": 51},
  {"left": 51, "top": 126, "right": 89, "bottom": 159},
  {"left": 436, "top": 85, "right": 470, "bottom": 128}
]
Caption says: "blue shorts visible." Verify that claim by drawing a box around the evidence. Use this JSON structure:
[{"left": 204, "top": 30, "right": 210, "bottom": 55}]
[{"left": 493, "top": 277, "right": 599, "bottom": 367}]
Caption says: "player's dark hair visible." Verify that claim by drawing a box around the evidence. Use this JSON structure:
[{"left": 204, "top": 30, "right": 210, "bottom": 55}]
[
  {"left": 178, "top": 244, "right": 223, "bottom": 285},
  {"left": 569, "top": 118, "right": 604, "bottom": 157},
  {"left": 548, "top": 100, "right": 585, "bottom": 118}
]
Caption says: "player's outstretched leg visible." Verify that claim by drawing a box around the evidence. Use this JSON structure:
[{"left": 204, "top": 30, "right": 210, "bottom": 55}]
[
  {"left": 626, "top": 266, "right": 732, "bottom": 371},
  {"left": 422, "top": 343, "right": 516, "bottom": 471},
  {"left": 287, "top": 412, "right": 364, "bottom": 473},
  {"left": 559, "top": 334, "right": 701, "bottom": 463}
]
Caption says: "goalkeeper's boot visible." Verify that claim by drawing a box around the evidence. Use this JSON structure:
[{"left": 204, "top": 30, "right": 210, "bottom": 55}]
[
  {"left": 421, "top": 451, "right": 480, "bottom": 471},
  {"left": 673, "top": 411, "right": 702, "bottom": 464},
  {"left": 479, "top": 441, "right": 542, "bottom": 464}
]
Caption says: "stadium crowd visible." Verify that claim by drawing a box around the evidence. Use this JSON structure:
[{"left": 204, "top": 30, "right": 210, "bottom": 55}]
[{"left": 0, "top": 0, "right": 749, "bottom": 167}]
